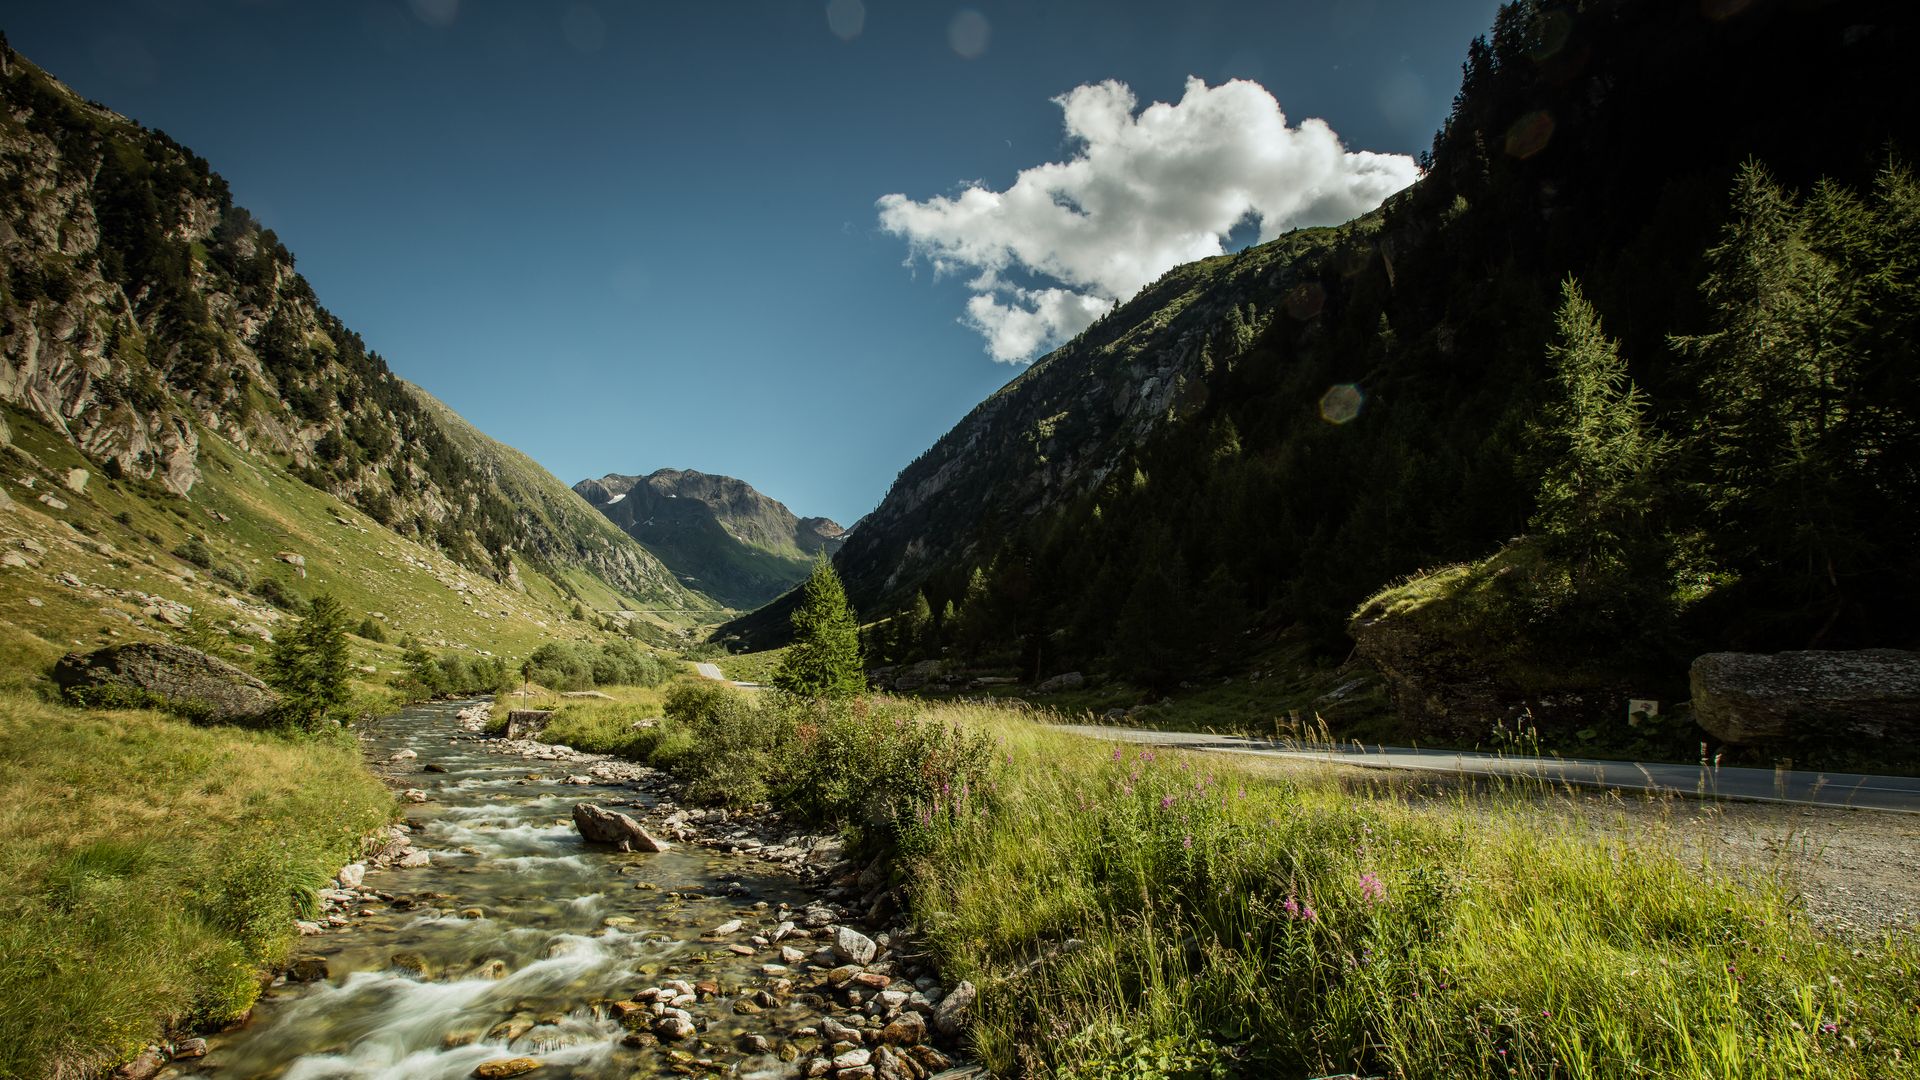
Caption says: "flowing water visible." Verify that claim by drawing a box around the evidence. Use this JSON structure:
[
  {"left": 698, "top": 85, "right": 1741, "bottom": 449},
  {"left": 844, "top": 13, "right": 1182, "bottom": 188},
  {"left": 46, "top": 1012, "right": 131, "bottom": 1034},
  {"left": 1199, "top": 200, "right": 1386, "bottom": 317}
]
[{"left": 191, "top": 701, "right": 837, "bottom": 1079}]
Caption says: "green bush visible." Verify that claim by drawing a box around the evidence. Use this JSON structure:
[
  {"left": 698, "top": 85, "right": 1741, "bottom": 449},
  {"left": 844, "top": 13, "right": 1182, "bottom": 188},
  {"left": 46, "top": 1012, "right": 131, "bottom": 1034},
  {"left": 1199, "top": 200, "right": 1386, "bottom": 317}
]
[
  {"left": 171, "top": 538, "right": 213, "bottom": 569},
  {"left": 354, "top": 616, "right": 387, "bottom": 644},
  {"left": 250, "top": 575, "right": 299, "bottom": 611},
  {"left": 667, "top": 690, "right": 780, "bottom": 806},
  {"left": 775, "top": 697, "right": 997, "bottom": 837},
  {"left": 524, "top": 640, "right": 673, "bottom": 691}
]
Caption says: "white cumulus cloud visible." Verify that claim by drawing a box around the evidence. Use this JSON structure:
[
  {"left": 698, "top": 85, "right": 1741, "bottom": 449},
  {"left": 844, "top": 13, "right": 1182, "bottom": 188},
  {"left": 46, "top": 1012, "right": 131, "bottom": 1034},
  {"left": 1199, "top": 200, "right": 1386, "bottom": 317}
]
[{"left": 878, "top": 76, "right": 1420, "bottom": 362}]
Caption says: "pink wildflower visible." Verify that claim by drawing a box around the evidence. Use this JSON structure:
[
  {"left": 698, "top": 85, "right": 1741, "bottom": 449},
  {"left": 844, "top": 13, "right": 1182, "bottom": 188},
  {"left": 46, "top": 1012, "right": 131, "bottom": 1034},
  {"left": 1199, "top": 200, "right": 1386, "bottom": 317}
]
[{"left": 1359, "top": 872, "right": 1386, "bottom": 903}]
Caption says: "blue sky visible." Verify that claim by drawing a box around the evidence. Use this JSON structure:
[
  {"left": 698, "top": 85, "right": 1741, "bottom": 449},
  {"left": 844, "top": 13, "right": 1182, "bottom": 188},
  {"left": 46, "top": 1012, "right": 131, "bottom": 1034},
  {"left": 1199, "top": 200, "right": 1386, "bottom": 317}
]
[{"left": 6, "top": 0, "right": 1498, "bottom": 526}]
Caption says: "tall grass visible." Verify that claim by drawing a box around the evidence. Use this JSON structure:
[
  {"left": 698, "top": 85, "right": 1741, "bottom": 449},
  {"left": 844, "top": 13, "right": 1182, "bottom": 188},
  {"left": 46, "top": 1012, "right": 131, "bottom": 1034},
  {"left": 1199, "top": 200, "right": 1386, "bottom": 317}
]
[
  {"left": 0, "top": 693, "right": 393, "bottom": 1080},
  {"left": 902, "top": 701, "right": 1920, "bottom": 1078},
  {"left": 522, "top": 684, "right": 1919, "bottom": 1077}
]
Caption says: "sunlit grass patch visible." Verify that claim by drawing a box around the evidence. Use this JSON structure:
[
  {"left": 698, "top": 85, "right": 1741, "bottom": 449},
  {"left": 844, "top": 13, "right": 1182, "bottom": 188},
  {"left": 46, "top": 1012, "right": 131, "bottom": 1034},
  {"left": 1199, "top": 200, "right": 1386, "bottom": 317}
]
[
  {"left": 0, "top": 693, "right": 392, "bottom": 1079},
  {"left": 899, "top": 701, "right": 1920, "bottom": 1078}
]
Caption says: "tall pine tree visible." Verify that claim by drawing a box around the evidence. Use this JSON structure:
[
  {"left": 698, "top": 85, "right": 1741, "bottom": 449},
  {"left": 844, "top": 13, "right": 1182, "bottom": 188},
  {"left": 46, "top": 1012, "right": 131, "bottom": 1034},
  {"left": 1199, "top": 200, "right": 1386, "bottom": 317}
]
[
  {"left": 773, "top": 558, "right": 865, "bottom": 699},
  {"left": 265, "top": 593, "right": 353, "bottom": 729},
  {"left": 1531, "top": 277, "right": 1664, "bottom": 573}
]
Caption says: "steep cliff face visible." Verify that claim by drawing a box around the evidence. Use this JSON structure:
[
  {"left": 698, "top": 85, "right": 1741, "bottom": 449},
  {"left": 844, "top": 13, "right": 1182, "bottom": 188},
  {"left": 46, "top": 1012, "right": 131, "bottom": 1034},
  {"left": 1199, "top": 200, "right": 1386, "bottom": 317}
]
[
  {"left": 576, "top": 469, "right": 842, "bottom": 610},
  {"left": 0, "top": 46, "right": 706, "bottom": 612},
  {"left": 832, "top": 224, "right": 1344, "bottom": 610}
]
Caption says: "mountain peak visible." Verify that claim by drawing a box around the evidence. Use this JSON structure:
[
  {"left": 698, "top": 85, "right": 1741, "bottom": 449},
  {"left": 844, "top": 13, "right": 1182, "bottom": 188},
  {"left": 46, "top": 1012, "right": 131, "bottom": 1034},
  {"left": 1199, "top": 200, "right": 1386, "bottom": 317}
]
[{"left": 575, "top": 469, "right": 841, "bottom": 610}]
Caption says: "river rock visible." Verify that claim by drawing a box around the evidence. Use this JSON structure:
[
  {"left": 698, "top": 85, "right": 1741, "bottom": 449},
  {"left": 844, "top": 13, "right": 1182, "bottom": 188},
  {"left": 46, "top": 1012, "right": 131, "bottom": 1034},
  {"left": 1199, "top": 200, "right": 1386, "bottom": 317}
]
[
  {"left": 337, "top": 863, "right": 366, "bottom": 888},
  {"left": 880, "top": 1011, "right": 926, "bottom": 1045},
  {"left": 171, "top": 1037, "right": 208, "bottom": 1059},
  {"left": 112, "top": 1048, "right": 164, "bottom": 1080},
  {"left": 655, "top": 1016, "right": 696, "bottom": 1040},
  {"left": 472, "top": 1058, "right": 540, "bottom": 1079},
  {"left": 505, "top": 710, "right": 553, "bottom": 739},
  {"left": 1690, "top": 649, "right": 1920, "bottom": 744},
  {"left": 832, "top": 926, "right": 877, "bottom": 965},
  {"left": 932, "top": 979, "right": 974, "bottom": 1035},
  {"left": 1037, "top": 671, "right": 1086, "bottom": 693},
  {"left": 287, "top": 957, "right": 329, "bottom": 982},
  {"left": 572, "top": 802, "right": 670, "bottom": 852},
  {"left": 52, "top": 642, "right": 281, "bottom": 725}
]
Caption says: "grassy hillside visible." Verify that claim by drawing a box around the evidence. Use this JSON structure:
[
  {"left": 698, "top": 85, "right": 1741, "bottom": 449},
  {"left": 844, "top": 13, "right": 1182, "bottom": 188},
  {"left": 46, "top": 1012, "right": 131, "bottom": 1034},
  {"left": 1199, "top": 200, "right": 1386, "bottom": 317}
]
[
  {"left": 0, "top": 46, "right": 714, "bottom": 625},
  {"left": 1, "top": 400, "right": 666, "bottom": 694}
]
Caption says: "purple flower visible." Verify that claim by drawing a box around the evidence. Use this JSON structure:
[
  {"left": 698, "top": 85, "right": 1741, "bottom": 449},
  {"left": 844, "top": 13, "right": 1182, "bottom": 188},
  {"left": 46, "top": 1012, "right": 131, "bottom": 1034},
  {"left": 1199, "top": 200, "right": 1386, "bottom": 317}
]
[
  {"left": 1113, "top": 747, "right": 1123, "bottom": 762},
  {"left": 1160, "top": 795, "right": 1176, "bottom": 810},
  {"left": 1283, "top": 895, "right": 1300, "bottom": 918},
  {"left": 1182, "top": 835, "right": 1193, "bottom": 849},
  {"left": 1359, "top": 872, "right": 1386, "bottom": 903}
]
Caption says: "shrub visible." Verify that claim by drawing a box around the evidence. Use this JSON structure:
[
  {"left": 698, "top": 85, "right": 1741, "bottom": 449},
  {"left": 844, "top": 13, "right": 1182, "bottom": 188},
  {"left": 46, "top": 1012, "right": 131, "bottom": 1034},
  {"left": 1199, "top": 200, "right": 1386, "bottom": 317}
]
[
  {"left": 774, "top": 697, "right": 997, "bottom": 837},
  {"left": 251, "top": 575, "right": 298, "bottom": 611},
  {"left": 171, "top": 538, "right": 212, "bottom": 569},
  {"left": 354, "top": 616, "right": 387, "bottom": 644},
  {"left": 211, "top": 563, "right": 249, "bottom": 590},
  {"left": 591, "top": 640, "right": 671, "bottom": 687},
  {"left": 667, "top": 690, "right": 780, "bottom": 806},
  {"left": 524, "top": 641, "right": 594, "bottom": 691}
]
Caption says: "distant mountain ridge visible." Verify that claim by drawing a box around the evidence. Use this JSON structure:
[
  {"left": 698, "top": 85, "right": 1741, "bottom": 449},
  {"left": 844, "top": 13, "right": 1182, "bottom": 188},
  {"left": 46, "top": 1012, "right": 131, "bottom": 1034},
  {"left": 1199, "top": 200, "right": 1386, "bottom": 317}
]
[{"left": 576, "top": 469, "right": 842, "bottom": 610}]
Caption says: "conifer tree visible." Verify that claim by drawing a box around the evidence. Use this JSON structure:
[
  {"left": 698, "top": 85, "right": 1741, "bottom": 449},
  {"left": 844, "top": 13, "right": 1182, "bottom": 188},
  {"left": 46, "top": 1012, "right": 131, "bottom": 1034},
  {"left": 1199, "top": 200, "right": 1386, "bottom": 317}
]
[
  {"left": 265, "top": 593, "right": 353, "bottom": 729},
  {"left": 772, "top": 558, "right": 865, "bottom": 699},
  {"left": 1532, "top": 277, "right": 1664, "bottom": 571}
]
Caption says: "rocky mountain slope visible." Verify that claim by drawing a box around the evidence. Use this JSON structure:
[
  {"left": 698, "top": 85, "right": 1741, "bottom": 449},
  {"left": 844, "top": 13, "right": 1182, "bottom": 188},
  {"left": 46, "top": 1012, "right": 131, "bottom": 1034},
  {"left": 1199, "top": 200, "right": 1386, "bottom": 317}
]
[
  {"left": 0, "top": 42, "right": 711, "bottom": 622},
  {"left": 576, "top": 468, "right": 842, "bottom": 610},
  {"left": 731, "top": 0, "right": 1920, "bottom": 753}
]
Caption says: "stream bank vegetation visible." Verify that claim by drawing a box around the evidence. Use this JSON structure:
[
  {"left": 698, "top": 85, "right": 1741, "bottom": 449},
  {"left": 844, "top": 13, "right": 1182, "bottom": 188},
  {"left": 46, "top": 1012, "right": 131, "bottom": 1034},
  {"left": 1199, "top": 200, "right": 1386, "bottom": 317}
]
[
  {"left": 529, "top": 681, "right": 1919, "bottom": 1078},
  {"left": 0, "top": 693, "right": 392, "bottom": 1080}
]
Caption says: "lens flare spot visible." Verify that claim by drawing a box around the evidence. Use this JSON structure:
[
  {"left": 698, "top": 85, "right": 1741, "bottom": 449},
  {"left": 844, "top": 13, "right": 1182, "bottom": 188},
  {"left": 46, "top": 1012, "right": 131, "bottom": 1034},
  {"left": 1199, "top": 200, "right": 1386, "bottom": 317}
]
[
  {"left": 1319, "top": 384, "right": 1364, "bottom": 425},
  {"left": 1504, "top": 109, "right": 1555, "bottom": 159},
  {"left": 561, "top": 5, "right": 605, "bottom": 53},
  {"left": 948, "top": 9, "right": 991, "bottom": 59},
  {"left": 1527, "top": 9, "right": 1574, "bottom": 60},
  {"left": 408, "top": 0, "right": 459, "bottom": 28},
  {"left": 826, "top": 0, "right": 865, "bottom": 41},
  {"left": 1285, "top": 281, "right": 1326, "bottom": 321}
]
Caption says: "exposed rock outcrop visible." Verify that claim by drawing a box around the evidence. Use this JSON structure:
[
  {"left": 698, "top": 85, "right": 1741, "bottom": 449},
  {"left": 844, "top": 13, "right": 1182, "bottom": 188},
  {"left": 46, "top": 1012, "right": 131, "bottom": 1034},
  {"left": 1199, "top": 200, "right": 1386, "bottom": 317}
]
[
  {"left": 1690, "top": 650, "right": 1920, "bottom": 745},
  {"left": 52, "top": 642, "right": 281, "bottom": 725}
]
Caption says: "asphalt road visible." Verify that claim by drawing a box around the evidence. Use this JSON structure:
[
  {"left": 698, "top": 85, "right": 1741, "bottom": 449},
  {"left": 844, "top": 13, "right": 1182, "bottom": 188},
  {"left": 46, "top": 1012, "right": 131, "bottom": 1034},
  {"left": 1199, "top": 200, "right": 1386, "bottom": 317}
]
[
  {"left": 1056, "top": 724, "right": 1920, "bottom": 814},
  {"left": 695, "top": 662, "right": 763, "bottom": 689}
]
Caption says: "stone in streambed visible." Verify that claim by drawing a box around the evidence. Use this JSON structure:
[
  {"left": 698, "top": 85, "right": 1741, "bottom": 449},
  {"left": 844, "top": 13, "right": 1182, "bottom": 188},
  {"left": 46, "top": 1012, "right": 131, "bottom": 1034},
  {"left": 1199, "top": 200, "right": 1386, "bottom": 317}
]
[
  {"left": 832, "top": 926, "right": 876, "bottom": 965},
  {"left": 571, "top": 802, "right": 670, "bottom": 852},
  {"left": 880, "top": 1011, "right": 926, "bottom": 1045},
  {"left": 472, "top": 1059, "right": 540, "bottom": 1079}
]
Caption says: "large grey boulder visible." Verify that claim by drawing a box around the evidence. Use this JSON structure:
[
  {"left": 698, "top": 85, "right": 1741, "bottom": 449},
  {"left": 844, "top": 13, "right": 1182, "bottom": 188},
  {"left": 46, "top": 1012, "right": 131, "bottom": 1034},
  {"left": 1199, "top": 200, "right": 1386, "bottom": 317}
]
[
  {"left": 1690, "top": 649, "right": 1920, "bottom": 744},
  {"left": 1037, "top": 671, "right": 1085, "bottom": 693},
  {"left": 53, "top": 642, "right": 280, "bottom": 725},
  {"left": 504, "top": 710, "right": 552, "bottom": 739},
  {"left": 571, "top": 802, "right": 670, "bottom": 852}
]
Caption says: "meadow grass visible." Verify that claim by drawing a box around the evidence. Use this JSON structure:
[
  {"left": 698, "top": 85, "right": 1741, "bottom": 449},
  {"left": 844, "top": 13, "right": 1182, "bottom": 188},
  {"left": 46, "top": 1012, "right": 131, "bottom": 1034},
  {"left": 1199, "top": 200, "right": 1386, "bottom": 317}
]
[
  {"left": 901, "top": 701, "right": 1920, "bottom": 1078},
  {"left": 513, "top": 680, "right": 1919, "bottom": 1077},
  {"left": 530, "top": 681, "right": 681, "bottom": 758},
  {"left": 0, "top": 693, "right": 393, "bottom": 1080}
]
